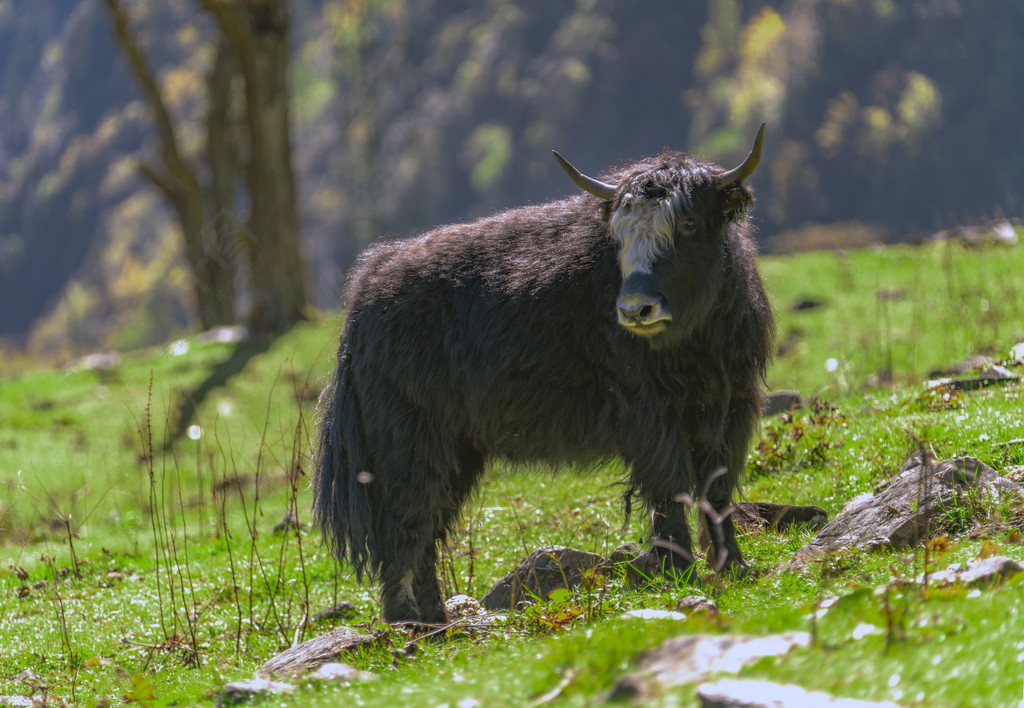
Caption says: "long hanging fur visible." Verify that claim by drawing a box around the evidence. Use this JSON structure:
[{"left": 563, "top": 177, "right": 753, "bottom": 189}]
[{"left": 313, "top": 148, "right": 775, "bottom": 624}]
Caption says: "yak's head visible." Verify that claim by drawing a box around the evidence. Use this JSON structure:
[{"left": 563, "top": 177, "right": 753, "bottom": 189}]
[{"left": 554, "top": 124, "right": 765, "bottom": 347}]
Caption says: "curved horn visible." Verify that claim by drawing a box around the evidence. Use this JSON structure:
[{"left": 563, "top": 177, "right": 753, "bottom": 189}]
[
  {"left": 552, "top": 150, "right": 618, "bottom": 201},
  {"left": 717, "top": 122, "right": 766, "bottom": 190}
]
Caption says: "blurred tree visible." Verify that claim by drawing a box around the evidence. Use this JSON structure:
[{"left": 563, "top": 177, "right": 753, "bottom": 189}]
[{"left": 101, "top": 0, "right": 308, "bottom": 337}]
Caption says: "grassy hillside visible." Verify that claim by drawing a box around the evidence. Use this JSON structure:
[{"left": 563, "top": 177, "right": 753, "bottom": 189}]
[{"left": 0, "top": 239, "right": 1022, "bottom": 705}]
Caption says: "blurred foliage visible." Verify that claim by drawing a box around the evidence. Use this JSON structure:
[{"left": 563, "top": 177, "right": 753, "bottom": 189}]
[{"left": 0, "top": 0, "right": 1022, "bottom": 352}]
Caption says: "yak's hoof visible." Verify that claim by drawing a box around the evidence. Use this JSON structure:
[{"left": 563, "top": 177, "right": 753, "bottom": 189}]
[{"left": 716, "top": 562, "right": 764, "bottom": 581}]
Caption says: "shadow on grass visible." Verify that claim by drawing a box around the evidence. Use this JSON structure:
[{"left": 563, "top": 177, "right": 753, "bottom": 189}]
[{"left": 166, "top": 328, "right": 290, "bottom": 446}]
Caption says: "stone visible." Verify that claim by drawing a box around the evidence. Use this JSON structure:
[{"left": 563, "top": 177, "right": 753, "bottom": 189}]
[
  {"left": 697, "top": 679, "right": 900, "bottom": 707},
  {"left": 622, "top": 609, "right": 686, "bottom": 620},
  {"left": 611, "top": 633, "right": 810, "bottom": 693},
  {"left": 445, "top": 594, "right": 487, "bottom": 620},
  {"left": 992, "top": 219, "right": 1019, "bottom": 246},
  {"left": 257, "top": 626, "right": 375, "bottom": 678},
  {"left": 676, "top": 595, "right": 718, "bottom": 615},
  {"left": 730, "top": 502, "right": 828, "bottom": 533},
  {"left": 763, "top": 391, "right": 804, "bottom": 416},
  {"left": 922, "top": 555, "right": 1024, "bottom": 587},
  {"left": 789, "top": 453, "right": 1023, "bottom": 570},
  {"left": 0, "top": 697, "right": 35, "bottom": 707},
  {"left": 310, "top": 601, "right": 355, "bottom": 623},
  {"left": 307, "top": 662, "right": 377, "bottom": 683},
  {"left": 481, "top": 546, "right": 608, "bottom": 612},
  {"left": 926, "top": 364, "right": 1017, "bottom": 392},
  {"left": 219, "top": 678, "right": 293, "bottom": 705}
]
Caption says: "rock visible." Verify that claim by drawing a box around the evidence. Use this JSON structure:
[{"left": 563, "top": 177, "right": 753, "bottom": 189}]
[
  {"left": 257, "top": 626, "right": 375, "bottom": 678},
  {"left": 676, "top": 595, "right": 717, "bottom": 615},
  {"left": 272, "top": 511, "right": 300, "bottom": 533},
  {"left": 697, "top": 679, "right": 900, "bottom": 707},
  {"left": 481, "top": 546, "right": 608, "bottom": 612},
  {"left": 307, "top": 662, "right": 377, "bottom": 683},
  {"left": 992, "top": 219, "right": 1019, "bottom": 246},
  {"left": 445, "top": 594, "right": 486, "bottom": 620},
  {"left": 611, "top": 633, "right": 810, "bottom": 693},
  {"left": 611, "top": 545, "right": 664, "bottom": 588},
  {"left": 219, "top": 678, "right": 293, "bottom": 705},
  {"left": 763, "top": 391, "right": 804, "bottom": 416},
  {"left": 790, "top": 298, "right": 823, "bottom": 311},
  {"left": 64, "top": 351, "right": 120, "bottom": 371},
  {"left": 731, "top": 502, "right": 828, "bottom": 533},
  {"left": 928, "top": 354, "right": 995, "bottom": 378},
  {"left": 922, "top": 555, "right": 1024, "bottom": 588},
  {"left": 608, "top": 542, "right": 645, "bottom": 565},
  {"left": 197, "top": 325, "right": 248, "bottom": 343},
  {"left": 622, "top": 609, "right": 686, "bottom": 620},
  {"left": 789, "top": 453, "right": 1023, "bottom": 570},
  {"left": 926, "top": 364, "right": 1017, "bottom": 392},
  {"left": 310, "top": 601, "right": 355, "bottom": 623},
  {"left": 0, "top": 697, "right": 36, "bottom": 707},
  {"left": 1010, "top": 342, "right": 1024, "bottom": 364}
]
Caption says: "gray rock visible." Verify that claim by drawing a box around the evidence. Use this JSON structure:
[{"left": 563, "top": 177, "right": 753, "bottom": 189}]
[
  {"left": 992, "top": 219, "right": 1019, "bottom": 246},
  {"left": 611, "top": 632, "right": 810, "bottom": 693},
  {"left": 697, "top": 679, "right": 900, "bottom": 707},
  {"left": 676, "top": 595, "right": 718, "bottom": 615},
  {"left": 481, "top": 545, "right": 608, "bottom": 611},
  {"left": 0, "top": 697, "right": 36, "bottom": 707},
  {"left": 731, "top": 502, "right": 828, "bottom": 533},
  {"left": 307, "top": 662, "right": 377, "bottom": 683},
  {"left": 763, "top": 391, "right": 804, "bottom": 416},
  {"left": 621, "top": 609, "right": 686, "bottom": 620},
  {"left": 257, "top": 626, "right": 375, "bottom": 678},
  {"left": 219, "top": 678, "right": 294, "bottom": 705},
  {"left": 789, "top": 453, "right": 1023, "bottom": 570},
  {"left": 445, "top": 594, "right": 484, "bottom": 618},
  {"left": 310, "top": 601, "right": 355, "bottom": 623},
  {"left": 922, "top": 555, "right": 1024, "bottom": 587}
]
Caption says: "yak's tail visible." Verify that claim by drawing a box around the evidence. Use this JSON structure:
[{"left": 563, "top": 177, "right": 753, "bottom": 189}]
[{"left": 312, "top": 344, "right": 374, "bottom": 580}]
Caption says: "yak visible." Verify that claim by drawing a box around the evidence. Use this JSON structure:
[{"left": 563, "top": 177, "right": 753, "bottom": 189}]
[{"left": 314, "top": 125, "right": 774, "bottom": 624}]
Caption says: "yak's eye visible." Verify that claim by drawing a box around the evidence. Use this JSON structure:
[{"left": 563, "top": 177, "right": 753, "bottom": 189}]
[{"left": 680, "top": 217, "right": 697, "bottom": 236}]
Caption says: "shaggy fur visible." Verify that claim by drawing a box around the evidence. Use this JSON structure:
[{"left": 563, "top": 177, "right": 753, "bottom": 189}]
[{"left": 313, "top": 149, "right": 775, "bottom": 624}]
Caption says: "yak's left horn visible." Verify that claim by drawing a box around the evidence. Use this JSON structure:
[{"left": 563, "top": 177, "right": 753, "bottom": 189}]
[
  {"left": 717, "top": 122, "right": 766, "bottom": 190},
  {"left": 552, "top": 150, "right": 618, "bottom": 201}
]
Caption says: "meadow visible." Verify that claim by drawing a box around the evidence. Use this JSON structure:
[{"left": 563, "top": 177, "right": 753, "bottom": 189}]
[{"left": 1, "top": 237, "right": 1023, "bottom": 706}]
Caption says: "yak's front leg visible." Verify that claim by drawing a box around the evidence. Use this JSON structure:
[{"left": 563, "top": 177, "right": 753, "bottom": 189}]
[{"left": 650, "top": 500, "right": 697, "bottom": 579}]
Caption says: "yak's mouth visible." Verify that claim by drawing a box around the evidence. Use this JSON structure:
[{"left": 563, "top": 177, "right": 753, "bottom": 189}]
[{"left": 620, "top": 320, "right": 667, "bottom": 337}]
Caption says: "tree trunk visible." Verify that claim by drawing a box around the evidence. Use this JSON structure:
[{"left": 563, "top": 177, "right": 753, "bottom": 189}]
[
  {"left": 102, "top": 0, "right": 238, "bottom": 330},
  {"left": 205, "top": 0, "right": 309, "bottom": 338}
]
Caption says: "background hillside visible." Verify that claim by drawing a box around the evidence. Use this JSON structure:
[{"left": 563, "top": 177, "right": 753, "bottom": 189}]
[{"left": 1, "top": 0, "right": 1022, "bottom": 352}]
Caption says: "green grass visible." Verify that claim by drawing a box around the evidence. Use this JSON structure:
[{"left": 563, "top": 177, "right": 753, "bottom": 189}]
[{"left": 1, "top": 238, "right": 1023, "bottom": 705}]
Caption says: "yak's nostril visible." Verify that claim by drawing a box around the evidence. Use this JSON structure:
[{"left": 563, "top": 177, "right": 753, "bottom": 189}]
[{"left": 638, "top": 304, "right": 654, "bottom": 320}]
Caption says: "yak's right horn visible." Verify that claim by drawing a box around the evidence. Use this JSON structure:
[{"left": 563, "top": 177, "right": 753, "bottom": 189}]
[
  {"left": 552, "top": 150, "right": 618, "bottom": 201},
  {"left": 717, "top": 123, "right": 766, "bottom": 189}
]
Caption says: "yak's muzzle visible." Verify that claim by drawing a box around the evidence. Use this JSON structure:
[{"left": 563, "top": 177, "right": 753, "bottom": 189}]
[{"left": 617, "top": 288, "right": 672, "bottom": 337}]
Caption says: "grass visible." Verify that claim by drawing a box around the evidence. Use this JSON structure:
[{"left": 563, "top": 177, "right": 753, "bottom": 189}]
[{"left": 1, "top": 237, "right": 1023, "bottom": 705}]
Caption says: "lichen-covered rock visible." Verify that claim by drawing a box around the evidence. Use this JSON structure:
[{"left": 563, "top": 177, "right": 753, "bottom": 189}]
[
  {"left": 611, "top": 632, "right": 810, "bottom": 694},
  {"left": 697, "top": 679, "right": 901, "bottom": 707},
  {"left": 219, "top": 678, "right": 293, "bottom": 705},
  {"left": 789, "top": 453, "right": 1023, "bottom": 570},
  {"left": 258, "top": 626, "right": 375, "bottom": 678},
  {"left": 480, "top": 546, "right": 607, "bottom": 611},
  {"left": 922, "top": 556, "right": 1024, "bottom": 588}
]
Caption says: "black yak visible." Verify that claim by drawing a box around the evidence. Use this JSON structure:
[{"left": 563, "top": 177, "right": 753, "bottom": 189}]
[{"left": 314, "top": 125, "right": 774, "bottom": 624}]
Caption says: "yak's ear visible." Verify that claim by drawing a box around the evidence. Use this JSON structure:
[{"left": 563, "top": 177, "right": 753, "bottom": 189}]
[{"left": 720, "top": 182, "right": 753, "bottom": 223}]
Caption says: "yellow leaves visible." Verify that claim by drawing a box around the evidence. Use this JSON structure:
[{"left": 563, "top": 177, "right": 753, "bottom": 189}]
[
  {"left": 739, "top": 8, "right": 786, "bottom": 67},
  {"left": 897, "top": 71, "right": 942, "bottom": 131},
  {"left": 464, "top": 124, "right": 512, "bottom": 192}
]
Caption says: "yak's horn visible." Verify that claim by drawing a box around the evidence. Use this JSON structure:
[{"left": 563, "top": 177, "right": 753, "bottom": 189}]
[
  {"left": 552, "top": 150, "right": 618, "bottom": 201},
  {"left": 717, "top": 122, "right": 766, "bottom": 189}
]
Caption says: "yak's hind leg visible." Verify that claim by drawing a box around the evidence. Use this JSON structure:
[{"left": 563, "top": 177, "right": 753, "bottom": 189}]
[
  {"left": 409, "top": 444, "right": 486, "bottom": 624},
  {"left": 377, "top": 441, "right": 484, "bottom": 625}
]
